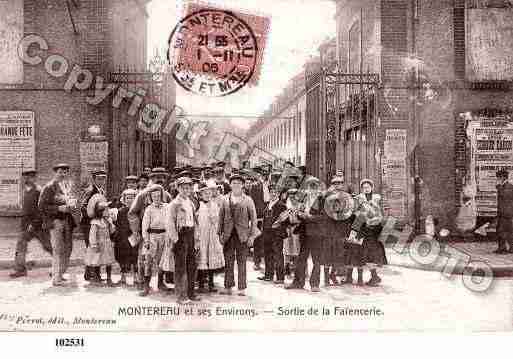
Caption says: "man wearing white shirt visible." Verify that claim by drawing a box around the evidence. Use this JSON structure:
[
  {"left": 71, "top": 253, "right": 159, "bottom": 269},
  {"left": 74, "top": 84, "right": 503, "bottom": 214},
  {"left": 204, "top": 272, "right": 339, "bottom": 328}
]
[{"left": 166, "top": 176, "right": 200, "bottom": 304}]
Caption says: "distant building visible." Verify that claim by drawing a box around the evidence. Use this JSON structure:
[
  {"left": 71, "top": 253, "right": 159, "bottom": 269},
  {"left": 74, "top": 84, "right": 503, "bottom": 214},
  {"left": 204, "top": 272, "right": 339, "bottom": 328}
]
[{"left": 246, "top": 60, "right": 325, "bottom": 168}]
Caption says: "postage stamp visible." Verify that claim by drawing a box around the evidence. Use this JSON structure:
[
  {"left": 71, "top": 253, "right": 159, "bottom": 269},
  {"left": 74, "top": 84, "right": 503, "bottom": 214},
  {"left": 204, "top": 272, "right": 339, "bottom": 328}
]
[{"left": 168, "top": 3, "right": 270, "bottom": 97}]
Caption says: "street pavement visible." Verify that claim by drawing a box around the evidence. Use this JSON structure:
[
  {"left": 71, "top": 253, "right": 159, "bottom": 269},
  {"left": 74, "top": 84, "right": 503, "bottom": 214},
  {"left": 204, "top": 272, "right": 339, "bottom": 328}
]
[{"left": 0, "top": 262, "right": 511, "bottom": 331}]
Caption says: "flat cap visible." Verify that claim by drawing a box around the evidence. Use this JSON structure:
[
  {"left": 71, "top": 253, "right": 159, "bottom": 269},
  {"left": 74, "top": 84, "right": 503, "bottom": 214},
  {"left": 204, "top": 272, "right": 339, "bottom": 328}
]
[
  {"left": 92, "top": 169, "right": 107, "bottom": 177},
  {"left": 176, "top": 176, "right": 193, "bottom": 186},
  {"left": 229, "top": 174, "right": 244, "bottom": 183},
  {"left": 149, "top": 167, "right": 169, "bottom": 177},
  {"left": 22, "top": 170, "right": 37, "bottom": 176},
  {"left": 53, "top": 163, "right": 70, "bottom": 171}
]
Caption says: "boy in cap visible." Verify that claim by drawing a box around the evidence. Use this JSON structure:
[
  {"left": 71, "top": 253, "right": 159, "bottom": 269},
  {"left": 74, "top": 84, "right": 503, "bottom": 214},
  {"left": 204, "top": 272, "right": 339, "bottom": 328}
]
[
  {"left": 80, "top": 169, "right": 108, "bottom": 282},
  {"left": 10, "top": 170, "right": 53, "bottom": 278},
  {"left": 166, "top": 176, "right": 200, "bottom": 304}
]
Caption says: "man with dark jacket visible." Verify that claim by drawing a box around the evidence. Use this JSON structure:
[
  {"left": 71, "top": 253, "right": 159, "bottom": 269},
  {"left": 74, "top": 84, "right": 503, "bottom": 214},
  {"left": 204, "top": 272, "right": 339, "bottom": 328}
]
[
  {"left": 258, "top": 186, "right": 288, "bottom": 283},
  {"left": 286, "top": 179, "right": 327, "bottom": 292},
  {"left": 38, "top": 163, "right": 76, "bottom": 286},
  {"left": 495, "top": 169, "right": 513, "bottom": 254},
  {"left": 10, "top": 170, "right": 53, "bottom": 278},
  {"left": 218, "top": 174, "right": 258, "bottom": 296}
]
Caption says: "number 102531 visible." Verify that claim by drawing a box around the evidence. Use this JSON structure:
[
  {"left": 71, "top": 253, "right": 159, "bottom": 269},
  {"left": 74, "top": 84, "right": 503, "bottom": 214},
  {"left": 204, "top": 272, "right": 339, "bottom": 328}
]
[{"left": 55, "top": 338, "right": 84, "bottom": 347}]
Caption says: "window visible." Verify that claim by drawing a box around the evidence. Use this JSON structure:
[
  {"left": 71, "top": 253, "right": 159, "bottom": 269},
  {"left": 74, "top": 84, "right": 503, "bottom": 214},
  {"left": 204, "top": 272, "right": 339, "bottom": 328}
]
[
  {"left": 413, "top": 0, "right": 420, "bottom": 19},
  {"left": 348, "top": 19, "right": 361, "bottom": 73},
  {"left": 298, "top": 111, "right": 302, "bottom": 138}
]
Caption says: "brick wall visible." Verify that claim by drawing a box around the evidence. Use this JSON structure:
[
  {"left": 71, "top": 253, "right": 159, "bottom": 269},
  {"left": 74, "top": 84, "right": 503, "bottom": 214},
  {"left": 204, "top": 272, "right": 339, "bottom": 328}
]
[{"left": 0, "top": 0, "right": 148, "bottom": 224}]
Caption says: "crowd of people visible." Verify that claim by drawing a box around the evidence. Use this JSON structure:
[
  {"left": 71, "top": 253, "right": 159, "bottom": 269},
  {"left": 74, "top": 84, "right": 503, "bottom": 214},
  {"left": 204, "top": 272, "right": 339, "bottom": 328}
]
[{"left": 9, "top": 160, "right": 388, "bottom": 304}]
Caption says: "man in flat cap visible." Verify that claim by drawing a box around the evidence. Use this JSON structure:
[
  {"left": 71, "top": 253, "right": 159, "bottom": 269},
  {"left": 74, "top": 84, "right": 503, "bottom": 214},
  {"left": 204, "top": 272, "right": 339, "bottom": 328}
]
[
  {"left": 10, "top": 170, "right": 53, "bottom": 278},
  {"left": 79, "top": 169, "right": 108, "bottom": 282},
  {"left": 495, "top": 168, "right": 513, "bottom": 254},
  {"left": 166, "top": 176, "right": 200, "bottom": 304},
  {"left": 128, "top": 167, "right": 173, "bottom": 292},
  {"left": 38, "top": 163, "right": 76, "bottom": 286},
  {"left": 218, "top": 173, "right": 258, "bottom": 296}
]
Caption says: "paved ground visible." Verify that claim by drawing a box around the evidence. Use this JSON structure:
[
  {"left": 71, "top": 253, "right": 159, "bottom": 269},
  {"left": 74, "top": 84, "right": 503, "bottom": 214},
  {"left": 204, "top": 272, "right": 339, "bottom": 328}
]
[
  {"left": 0, "top": 262, "right": 511, "bottom": 331},
  {"left": 0, "top": 238, "right": 85, "bottom": 269}
]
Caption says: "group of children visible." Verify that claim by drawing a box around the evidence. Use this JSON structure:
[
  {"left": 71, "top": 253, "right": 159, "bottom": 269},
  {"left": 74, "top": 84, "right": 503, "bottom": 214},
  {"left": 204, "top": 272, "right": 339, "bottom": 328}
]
[
  {"left": 83, "top": 175, "right": 226, "bottom": 298},
  {"left": 82, "top": 167, "right": 388, "bottom": 298}
]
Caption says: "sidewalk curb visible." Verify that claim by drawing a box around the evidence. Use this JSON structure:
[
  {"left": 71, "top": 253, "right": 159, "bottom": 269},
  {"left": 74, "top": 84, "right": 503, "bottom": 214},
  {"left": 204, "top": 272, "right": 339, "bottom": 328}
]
[{"left": 385, "top": 251, "right": 513, "bottom": 278}]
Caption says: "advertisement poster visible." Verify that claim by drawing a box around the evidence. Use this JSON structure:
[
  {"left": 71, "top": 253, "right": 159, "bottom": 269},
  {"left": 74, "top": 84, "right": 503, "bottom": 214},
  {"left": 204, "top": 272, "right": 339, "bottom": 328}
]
[
  {"left": 0, "top": 111, "right": 35, "bottom": 170},
  {"left": 79, "top": 141, "right": 109, "bottom": 183},
  {"left": 383, "top": 129, "right": 407, "bottom": 219},
  {"left": 0, "top": 167, "right": 22, "bottom": 212},
  {"left": 468, "top": 119, "right": 513, "bottom": 217}
]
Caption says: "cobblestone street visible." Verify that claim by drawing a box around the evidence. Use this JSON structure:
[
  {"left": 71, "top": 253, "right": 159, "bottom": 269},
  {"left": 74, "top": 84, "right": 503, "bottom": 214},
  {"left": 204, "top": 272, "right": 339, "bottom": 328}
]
[{"left": 0, "top": 262, "right": 511, "bottom": 331}]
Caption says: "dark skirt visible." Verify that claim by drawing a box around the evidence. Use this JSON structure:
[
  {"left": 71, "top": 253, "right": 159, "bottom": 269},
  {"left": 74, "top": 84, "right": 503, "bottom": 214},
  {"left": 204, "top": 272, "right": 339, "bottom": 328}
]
[
  {"left": 361, "top": 224, "right": 387, "bottom": 266},
  {"left": 115, "top": 237, "right": 139, "bottom": 270},
  {"left": 321, "top": 236, "right": 346, "bottom": 266},
  {"left": 343, "top": 242, "right": 364, "bottom": 267}
]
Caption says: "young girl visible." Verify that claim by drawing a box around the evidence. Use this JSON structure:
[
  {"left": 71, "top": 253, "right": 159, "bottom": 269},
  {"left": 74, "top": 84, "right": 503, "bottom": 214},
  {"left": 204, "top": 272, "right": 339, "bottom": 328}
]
[
  {"left": 85, "top": 200, "right": 116, "bottom": 286},
  {"left": 195, "top": 180, "right": 225, "bottom": 293},
  {"left": 139, "top": 184, "right": 171, "bottom": 296},
  {"left": 354, "top": 179, "right": 387, "bottom": 286},
  {"left": 275, "top": 188, "right": 303, "bottom": 278},
  {"left": 114, "top": 188, "right": 139, "bottom": 286}
]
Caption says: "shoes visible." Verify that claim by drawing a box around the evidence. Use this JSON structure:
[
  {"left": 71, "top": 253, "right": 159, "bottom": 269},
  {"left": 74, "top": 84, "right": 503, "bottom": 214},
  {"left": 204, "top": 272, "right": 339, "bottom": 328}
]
[
  {"left": 177, "top": 298, "right": 192, "bottom": 305},
  {"left": 366, "top": 276, "right": 382, "bottom": 287},
  {"left": 209, "top": 287, "right": 218, "bottom": 293},
  {"left": 253, "top": 264, "right": 262, "bottom": 271},
  {"left": 139, "top": 286, "right": 150, "bottom": 297},
  {"left": 274, "top": 280, "right": 285, "bottom": 284},
  {"left": 494, "top": 249, "right": 509, "bottom": 254},
  {"left": 338, "top": 278, "right": 353, "bottom": 285},
  {"left": 189, "top": 295, "right": 201, "bottom": 301},
  {"left": 52, "top": 279, "right": 66, "bottom": 287},
  {"left": 197, "top": 287, "right": 209, "bottom": 294},
  {"left": 329, "top": 272, "right": 339, "bottom": 286},
  {"left": 311, "top": 287, "right": 320, "bottom": 293},
  {"left": 285, "top": 283, "right": 304, "bottom": 290},
  {"left": 158, "top": 285, "right": 173, "bottom": 293},
  {"left": 220, "top": 288, "right": 233, "bottom": 295},
  {"left": 257, "top": 276, "right": 272, "bottom": 281},
  {"left": 237, "top": 289, "right": 246, "bottom": 296},
  {"left": 105, "top": 279, "right": 116, "bottom": 287},
  {"left": 357, "top": 279, "right": 364, "bottom": 286},
  {"left": 9, "top": 270, "right": 27, "bottom": 278}
]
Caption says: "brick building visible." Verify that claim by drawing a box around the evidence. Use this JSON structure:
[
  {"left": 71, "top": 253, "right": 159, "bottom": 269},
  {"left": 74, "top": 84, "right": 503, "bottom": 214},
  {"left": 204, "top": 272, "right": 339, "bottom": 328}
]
[
  {"left": 0, "top": 0, "right": 176, "bottom": 232},
  {"left": 323, "top": 0, "right": 513, "bottom": 230}
]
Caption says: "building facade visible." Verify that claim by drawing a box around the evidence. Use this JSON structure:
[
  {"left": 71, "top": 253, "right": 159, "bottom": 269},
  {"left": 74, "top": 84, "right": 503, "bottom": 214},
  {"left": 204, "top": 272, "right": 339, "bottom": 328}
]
[
  {"left": 0, "top": 0, "right": 175, "bottom": 232},
  {"left": 246, "top": 58, "right": 333, "bottom": 169},
  {"left": 324, "top": 0, "right": 513, "bottom": 230}
]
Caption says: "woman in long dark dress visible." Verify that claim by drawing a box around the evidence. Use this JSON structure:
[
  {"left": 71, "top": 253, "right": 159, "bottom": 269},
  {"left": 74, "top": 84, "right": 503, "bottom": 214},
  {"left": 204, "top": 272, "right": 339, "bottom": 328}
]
[
  {"left": 355, "top": 179, "right": 387, "bottom": 286},
  {"left": 322, "top": 174, "right": 355, "bottom": 286},
  {"left": 113, "top": 189, "right": 139, "bottom": 286}
]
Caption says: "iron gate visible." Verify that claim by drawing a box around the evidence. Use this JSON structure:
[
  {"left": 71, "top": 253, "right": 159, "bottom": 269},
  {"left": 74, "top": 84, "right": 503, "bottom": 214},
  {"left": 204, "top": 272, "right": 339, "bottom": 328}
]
[{"left": 306, "top": 70, "right": 380, "bottom": 188}]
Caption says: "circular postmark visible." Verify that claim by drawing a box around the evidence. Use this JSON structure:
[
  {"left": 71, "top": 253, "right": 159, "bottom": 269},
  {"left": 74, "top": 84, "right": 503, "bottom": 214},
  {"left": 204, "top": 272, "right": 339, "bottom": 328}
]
[{"left": 168, "top": 9, "right": 258, "bottom": 97}]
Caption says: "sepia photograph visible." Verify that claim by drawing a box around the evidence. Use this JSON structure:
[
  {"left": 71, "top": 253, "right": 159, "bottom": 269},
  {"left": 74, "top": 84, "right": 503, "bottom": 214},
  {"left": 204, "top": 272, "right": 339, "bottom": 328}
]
[{"left": 0, "top": 0, "right": 513, "bottom": 341}]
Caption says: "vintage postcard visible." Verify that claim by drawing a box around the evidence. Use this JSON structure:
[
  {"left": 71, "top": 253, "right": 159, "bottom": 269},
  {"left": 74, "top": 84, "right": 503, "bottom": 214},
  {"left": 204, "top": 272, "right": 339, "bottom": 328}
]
[{"left": 1, "top": 0, "right": 513, "bottom": 340}]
